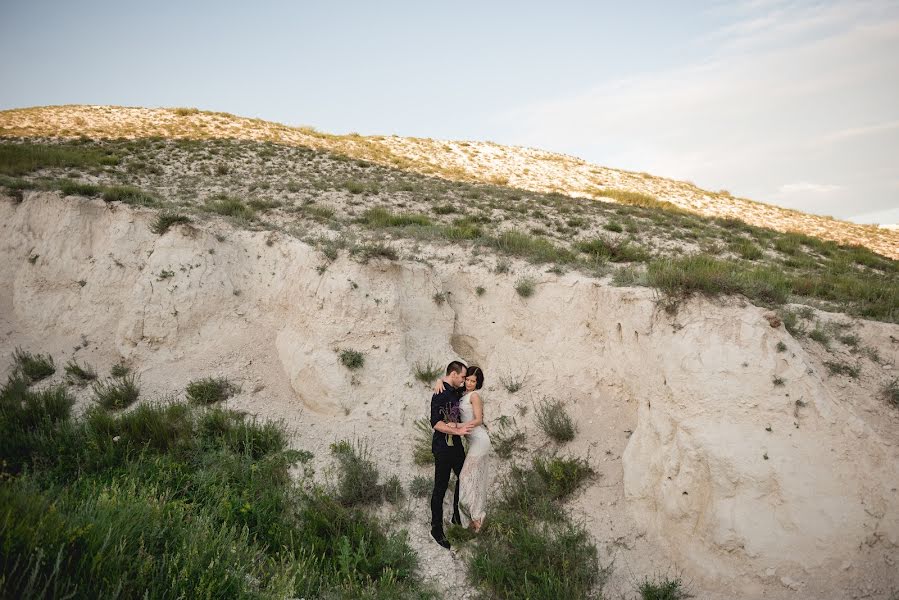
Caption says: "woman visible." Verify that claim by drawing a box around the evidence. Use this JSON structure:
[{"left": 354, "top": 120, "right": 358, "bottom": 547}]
[{"left": 456, "top": 366, "right": 493, "bottom": 532}]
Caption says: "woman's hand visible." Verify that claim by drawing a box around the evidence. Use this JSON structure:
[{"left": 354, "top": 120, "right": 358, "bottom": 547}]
[{"left": 433, "top": 379, "right": 446, "bottom": 394}]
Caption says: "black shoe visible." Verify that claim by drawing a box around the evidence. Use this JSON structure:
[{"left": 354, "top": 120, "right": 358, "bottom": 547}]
[
  {"left": 451, "top": 514, "right": 462, "bottom": 525},
  {"left": 430, "top": 528, "right": 451, "bottom": 550}
]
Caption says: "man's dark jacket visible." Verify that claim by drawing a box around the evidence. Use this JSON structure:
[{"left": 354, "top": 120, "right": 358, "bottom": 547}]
[{"left": 430, "top": 384, "right": 464, "bottom": 454}]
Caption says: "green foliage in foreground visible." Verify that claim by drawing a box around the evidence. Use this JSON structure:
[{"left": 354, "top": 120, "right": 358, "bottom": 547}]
[
  {"left": 0, "top": 375, "right": 434, "bottom": 600},
  {"left": 467, "top": 454, "right": 602, "bottom": 599}
]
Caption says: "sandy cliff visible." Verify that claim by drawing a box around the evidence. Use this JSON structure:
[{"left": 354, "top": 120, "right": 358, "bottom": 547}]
[{"left": 2, "top": 192, "right": 897, "bottom": 599}]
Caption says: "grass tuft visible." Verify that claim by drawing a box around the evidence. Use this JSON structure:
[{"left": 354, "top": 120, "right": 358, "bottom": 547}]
[
  {"left": 413, "top": 359, "right": 442, "bottom": 384},
  {"left": 186, "top": 377, "right": 239, "bottom": 405},
  {"left": 535, "top": 398, "right": 576, "bottom": 443},
  {"left": 64, "top": 359, "right": 97, "bottom": 384},
  {"left": 150, "top": 210, "right": 191, "bottom": 234},
  {"left": 92, "top": 374, "right": 140, "bottom": 410},
  {"left": 330, "top": 439, "right": 383, "bottom": 506},
  {"left": 12, "top": 348, "right": 56, "bottom": 383},
  {"left": 515, "top": 276, "right": 536, "bottom": 298},
  {"left": 339, "top": 349, "right": 365, "bottom": 370}
]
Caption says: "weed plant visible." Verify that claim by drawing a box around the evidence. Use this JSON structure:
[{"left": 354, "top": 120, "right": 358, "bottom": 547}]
[
  {"left": 412, "top": 418, "right": 434, "bottom": 466},
  {"left": 151, "top": 210, "right": 191, "bottom": 234},
  {"left": 491, "top": 415, "right": 527, "bottom": 459},
  {"left": 64, "top": 359, "right": 97, "bottom": 383},
  {"left": 0, "top": 374, "right": 431, "bottom": 599},
  {"left": 12, "top": 348, "right": 55, "bottom": 383},
  {"left": 535, "top": 398, "right": 577, "bottom": 443},
  {"left": 92, "top": 374, "right": 140, "bottom": 410},
  {"left": 414, "top": 359, "right": 442, "bottom": 384},
  {"left": 339, "top": 349, "right": 365, "bottom": 370},
  {"left": 330, "top": 439, "right": 383, "bottom": 506},
  {"left": 186, "top": 377, "right": 239, "bottom": 405}
]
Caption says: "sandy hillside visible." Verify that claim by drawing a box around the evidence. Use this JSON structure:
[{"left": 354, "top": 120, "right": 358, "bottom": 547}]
[
  {"left": 1, "top": 105, "right": 897, "bottom": 259},
  {"left": 2, "top": 192, "right": 897, "bottom": 599}
]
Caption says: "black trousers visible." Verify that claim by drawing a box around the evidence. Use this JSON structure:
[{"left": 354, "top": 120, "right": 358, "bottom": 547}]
[{"left": 431, "top": 448, "right": 465, "bottom": 531}]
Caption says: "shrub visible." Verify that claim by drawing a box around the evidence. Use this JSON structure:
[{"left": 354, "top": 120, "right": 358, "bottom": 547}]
[
  {"left": 533, "top": 454, "right": 595, "bottom": 500},
  {"left": 102, "top": 185, "right": 157, "bottom": 206},
  {"left": 360, "top": 207, "right": 432, "bottom": 228},
  {"left": 412, "top": 417, "right": 434, "bottom": 466},
  {"left": 778, "top": 308, "right": 806, "bottom": 338},
  {"left": 0, "top": 375, "right": 74, "bottom": 474},
  {"left": 637, "top": 573, "right": 694, "bottom": 600},
  {"left": 488, "top": 230, "right": 575, "bottom": 264},
  {"left": 0, "top": 142, "right": 118, "bottom": 176},
  {"left": 809, "top": 325, "right": 831, "bottom": 348},
  {"left": 12, "top": 348, "right": 55, "bottom": 383},
  {"left": 92, "top": 374, "right": 140, "bottom": 410},
  {"left": 824, "top": 360, "right": 860, "bottom": 378},
  {"left": 475, "top": 286, "right": 486, "bottom": 296},
  {"left": 603, "top": 221, "right": 623, "bottom": 233},
  {"left": 491, "top": 415, "right": 527, "bottom": 459},
  {"left": 339, "top": 349, "right": 364, "bottom": 370},
  {"left": 205, "top": 194, "right": 255, "bottom": 220},
  {"left": 576, "top": 237, "right": 649, "bottom": 263},
  {"left": 330, "top": 439, "right": 382, "bottom": 506},
  {"left": 410, "top": 475, "right": 432, "bottom": 498},
  {"left": 536, "top": 398, "right": 576, "bottom": 443},
  {"left": 515, "top": 277, "right": 536, "bottom": 298},
  {"left": 776, "top": 341, "right": 788, "bottom": 352},
  {"left": 500, "top": 371, "right": 527, "bottom": 394},
  {"left": 731, "top": 238, "right": 763, "bottom": 261},
  {"left": 414, "top": 359, "right": 442, "bottom": 384},
  {"left": 383, "top": 474, "right": 406, "bottom": 504},
  {"left": 110, "top": 363, "right": 130, "bottom": 377},
  {"left": 150, "top": 210, "right": 191, "bottom": 234},
  {"left": 58, "top": 179, "right": 103, "bottom": 197},
  {"left": 186, "top": 377, "right": 238, "bottom": 405},
  {"left": 883, "top": 379, "right": 899, "bottom": 408},
  {"left": 64, "top": 359, "right": 97, "bottom": 383}
]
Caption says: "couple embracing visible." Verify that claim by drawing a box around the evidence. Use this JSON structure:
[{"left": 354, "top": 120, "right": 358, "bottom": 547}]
[{"left": 429, "top": 361, "right": 493, "bottom": 550}]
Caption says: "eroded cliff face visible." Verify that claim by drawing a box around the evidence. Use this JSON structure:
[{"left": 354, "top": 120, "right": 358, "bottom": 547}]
[{"left": 3, "top": 192, "right": 898, "bottom": 599}]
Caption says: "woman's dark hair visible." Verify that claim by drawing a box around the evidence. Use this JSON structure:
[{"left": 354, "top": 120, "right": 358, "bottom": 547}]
[{"left": 465, "top": 365, "right": 484, "bottom": 390}]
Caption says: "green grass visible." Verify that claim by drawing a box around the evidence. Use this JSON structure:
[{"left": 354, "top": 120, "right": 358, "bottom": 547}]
[
  {"left": 412, "top": 418, "right": 434, "bottom": 466},
  {"left": 92, "top": 374, "right": 140, "bottom": 410},
  {"left": 150, "top": 210, "right": 191, "bottom": 234},
  {"left": 637, "top": 573, "right": 694, "bottom": 600},
  {"left": 0, "top": 142, "right": 119, "bottom": 176},
  {"left": 101, "top": 185, "right": 157, "bottom": 206},
  {"left": 410, "top": 475, "right": 432, "bottom": 498},
  {"left": 466, "top": 454, "right": 601, "bottom": 599},
  {"left": 730, "top": 238, "right": 763, "bottom": 261},
  {"left": 110, "top": 363, "right": 130, "bottom": 377},
  {"left": 647, "top": 255, "right": 791, "bottom": 306},
  {"left": 186, "top": 377, "right": 239, "bottom": 405},
  {"left": 824, "top": 360, "right": 860, "bottom": 378},
  {"left": 205, "top": 194, "right": 255, "bottom": 220},
  {"left": 594, "top": 188, "right": 682, "bottom": 212},
  {"left": 488, "top": 230, "right": 575, "bottom": 264},
  {"left": 413, "top": 359, "right": 442, "bottom": 384},
  {"left": 64, "top": 359, "right": 97, "bottom": 383},
  {"left": 360, "top": 207, "right": 432, "bottom": 228},
  {"left": 576, "top": 236, "right": 649, "bottom": 263},
  {"left": 12, "top": 348, "right": 55, "bottom": 383},
  {"left": 0, "top": 373, "right": 432, "bottom": 599},
  {"left": 491, "top": 415, "right": 527, "bottom": 459},
  {"left": 57, "top": 179, "right": 103, "bottom": 197},
  {"left": 330, "top": 439, "right": 383, "bottom": 506},
  {"left": 535, "top": 398, "right": 576, "bottom": 443},
  {"left": 515, "top": 276, "right": 536, "bottom": 298},
  {"left": 339, "top": 349, "right": 365, "bottom": 370},
  {"left": 884, "top": 379, "right": 899, "bottom": 408}
]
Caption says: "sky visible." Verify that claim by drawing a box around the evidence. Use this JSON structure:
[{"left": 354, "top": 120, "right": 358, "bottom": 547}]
[{"left": 1, "top": 0, "right": 897, "bottom": 224}]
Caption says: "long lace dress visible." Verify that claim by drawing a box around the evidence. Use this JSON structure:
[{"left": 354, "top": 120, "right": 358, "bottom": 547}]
[{"left": 458, "top": 391, "right": 493, "bottom": 527}]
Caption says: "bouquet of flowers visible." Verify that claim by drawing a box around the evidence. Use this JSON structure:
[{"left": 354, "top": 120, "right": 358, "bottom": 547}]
[{"left": 440, "top": 402, "right": 461, "bottom": 446}]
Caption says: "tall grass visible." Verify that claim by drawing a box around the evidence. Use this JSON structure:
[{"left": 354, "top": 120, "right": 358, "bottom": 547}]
[
  {"left": 0, "top": 372, "right": 433, "bottom": 599},
  {"left": 466, "top": 454, "right": 602, "bottom": 599},
  {"left": 0, "top": 142, "right": 119, "bottom": 176}
]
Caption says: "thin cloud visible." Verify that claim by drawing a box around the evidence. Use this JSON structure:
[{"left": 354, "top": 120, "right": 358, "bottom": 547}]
[{"left": 501, "top": 1, "right": 899, "bottom": 222}]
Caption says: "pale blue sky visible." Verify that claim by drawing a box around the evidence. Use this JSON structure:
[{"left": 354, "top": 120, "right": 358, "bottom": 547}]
[{"left": 2, "top": 0, "right": 897, "bottom": 224}]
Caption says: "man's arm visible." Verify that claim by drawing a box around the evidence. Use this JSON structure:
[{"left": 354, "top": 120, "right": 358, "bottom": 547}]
[{"left": 430, "top": 392, "right": 472, "bottom": 435}]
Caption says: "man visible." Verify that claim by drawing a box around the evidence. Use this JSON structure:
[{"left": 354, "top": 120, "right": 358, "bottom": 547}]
[{"left": 430, "top": 360, "right": 473, "bottom": 549}]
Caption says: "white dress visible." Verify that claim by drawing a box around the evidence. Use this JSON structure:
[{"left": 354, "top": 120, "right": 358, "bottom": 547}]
[{"left": 458, "top": 391, "right": 493, "bottom": 527}]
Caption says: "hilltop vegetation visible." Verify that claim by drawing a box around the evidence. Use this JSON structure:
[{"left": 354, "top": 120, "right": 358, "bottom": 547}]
[{"left": 1, "top": 136, "right": 896, "bottom": 322}]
